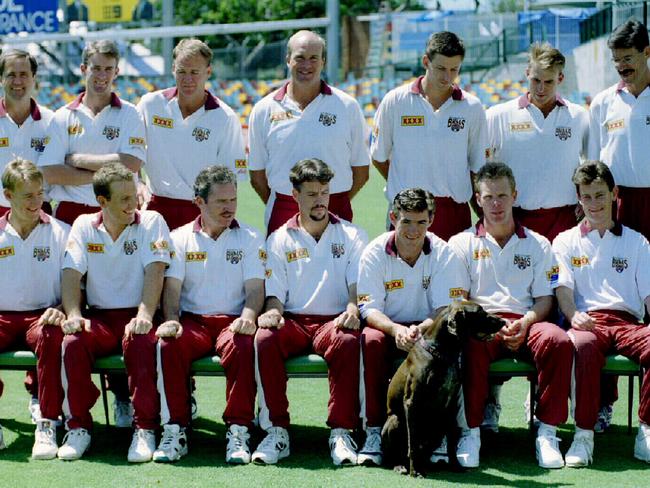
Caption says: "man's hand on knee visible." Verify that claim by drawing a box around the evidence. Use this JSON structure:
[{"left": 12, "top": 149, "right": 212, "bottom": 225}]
[
  {"left": 125, "top": 316, "right": 153, "bottom": 336},
  {"left": 156, "top": 320, "right": 183, "bottom": 338},
  {"left": 257, "top": 309, "right": 284, "bottom": 329},
  {"left": 38, "top": 308, "right": 66, "bottom": 327}
]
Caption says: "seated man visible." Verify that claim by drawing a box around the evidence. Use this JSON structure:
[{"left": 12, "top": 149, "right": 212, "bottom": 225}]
[
  {"left": 253, "top": 158, "right": 368, "bottom": 465},
  {"left": 358, "top": 187, "right": 470, "bottom": 466},
  {"left": 0, "top": 159, "right": 69, "bottom": 457},
  {"left": 554, "top": 161, "right": 650, "bottom": 466},
  {"left": 153, "top": 166, "right": 265, "bottom": 463},
  {"left": 42, "top": 163, "right": 171, "bottom": 461},
  {"left": 448, "top": 162, "right": 572, "bottom": 469}
]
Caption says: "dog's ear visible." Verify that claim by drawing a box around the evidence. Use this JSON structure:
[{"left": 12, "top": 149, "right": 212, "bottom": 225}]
[{"left": 446, "top": 312, "right": 458, "bottom": 337}]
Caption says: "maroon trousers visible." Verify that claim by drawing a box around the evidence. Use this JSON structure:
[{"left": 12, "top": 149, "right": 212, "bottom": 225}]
[
  {"left": 157, "top": 314, "right": 256, "bottom": 428},
  {"left": 255, "top": 313, "right": 360, "bottom": 430},
  {"left": 268, "top": 192, "right": 352, "bottom": 235},
  {"left": 54, "top": 201, "right": 101, "bottom": 226},
  {"left": 147, "top": 195, "right": 200, "bottom": 231},
  {"left": 429, "top": 197, "right": 471, "bottom": 242},
  {"left": 513, "top": 205, "right": 578, "bottom": 242}
]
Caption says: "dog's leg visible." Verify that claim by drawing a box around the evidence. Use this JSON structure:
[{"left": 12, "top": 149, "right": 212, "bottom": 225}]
[{"left": 404, "top": 390, "right": 425, "bottom": 478}]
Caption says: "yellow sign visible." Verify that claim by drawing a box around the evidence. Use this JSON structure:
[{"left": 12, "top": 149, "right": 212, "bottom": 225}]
[{"left": 68, "top": 1, "right": 144, "bottom": 24}]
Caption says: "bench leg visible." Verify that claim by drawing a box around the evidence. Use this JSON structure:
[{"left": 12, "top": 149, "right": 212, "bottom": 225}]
[
  {"left": 529, "top": 377, "right": 536, "bottom": 432},
  {"left": 100, "top": 373, "right": 110, "bottom": 426},
  {"left": 628, "top": 374, "right": 634, "bottom": 435}
]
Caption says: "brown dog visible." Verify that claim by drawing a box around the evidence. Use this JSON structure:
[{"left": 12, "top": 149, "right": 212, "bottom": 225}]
[{"left": 381, "top": 300, "right": 504, "bottom": 477}]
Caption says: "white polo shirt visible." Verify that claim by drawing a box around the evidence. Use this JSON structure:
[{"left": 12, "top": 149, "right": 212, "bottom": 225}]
[
  {"left": 486, "top": 94, "right": 588, "bottom": 210},
  {"left": 166, "top": 216, "right": 266, "bottom": 315},
  {"left": 63, "top": 210, "right": 171, "bottom": 309},
  {"left": 38, "top": 92, "right": 146, "bottom": 206},
  {"left": 448, "top": 221, "right": 556, "bottom": 316},
  {"left": 357, "top": 231, "right": 469, "bottom": 324},
  {"left": 553, "top": 221, "right": 650, "bottom": 321},
  {"left": 265, "top": 213, "right": 368, "bottom": 315},
  {"left": 588, "top": 82, "right": 650, "bottom": 187},
  {"left": 137, "top": 88, "right": 247, "bottom": 201},
  {"left": 248, "top": 81, "right": 370, "bottom": 196},
  {"left": 0, "top": 99, "right": 54, "bottom": 208},
  {"left": 370, "top": 78, "right": 487, "bottom": 204},
  {"left": 0, "top": 211, "right": 70, "bottom": 311}
]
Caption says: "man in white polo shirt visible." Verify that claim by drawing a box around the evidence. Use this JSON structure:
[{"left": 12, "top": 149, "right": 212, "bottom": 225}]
[
  {"left": 248, "top": 30, "right": 369, "bottom": 234},
  {"left": 371, "top": 31, "right": 486, "bottom": 241},
  {"left": 40, "top": 163, "right": 170, "bottom": 461},
  {"left": 152, "top": 165, "right": 265, "bottom": 463},
  {"left": 357, "top": 187, "right": 469, "bottom": 466},
  {"left": 137, "top": 38, "right": 246, "bottom": 230},
  {"left": 38, "top": 40, "right": 145, "bottom": 226},
  {"left": 253, "top": 158, "right": 367, "bottom": 465},
  {"left": 554, "top": 160, "right": 650, "bottom": 467},
  {"left": 0, "top": 159, "right": 69, "bottom": 456},
  {"left": 448, "top": 162, "right": 572, "bottom": 469},
  {"left": 486, "top": 42, "right": 588, "bottom": 242}
]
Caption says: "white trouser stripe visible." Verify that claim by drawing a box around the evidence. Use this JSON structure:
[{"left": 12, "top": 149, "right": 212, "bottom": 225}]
[
  {"left": 254, "top": 333, "right": 271, "bottom": 431},
  {"left": 156, "top": 341, "right": 171, "bottom": 425},
  {"left": 359, "top": 342, "right": 367, "bottom": 430},
  {"left": 567, "top": 329, "right": 577, "bottom": 421},
  {"left": 61, "top": 341, "right": 71, "bottom": 430}
]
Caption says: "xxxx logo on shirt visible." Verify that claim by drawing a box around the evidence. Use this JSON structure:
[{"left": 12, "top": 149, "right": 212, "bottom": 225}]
[
  {"left": 186, "top": 251, "right": 207, "bottom": 262},
  {"left": 0, "top": 246, "right": 15, "bottom": 258},
  {"left": 401, "top": 116, "right": 424, "bottom": 126},
  {"left": 510, "top": 122, "right": 533, "bottom": 132},
  {"left": 449, "top": 288, "right": 466, "bottom": 299},
  {"left": 384, "top": 279, "right": 404, "bottom": 292},
  {"left": 0, "top": 137, "right": 8, "bottom": 147},
  {"left": 612, "top": 257, "right": 628, "bottom": 273},
  {"left": 67, "top": 124, "right": 84, "bottom": 135},
  {"left": 87, "top": 243, "right": 104, "bottom": 253},
  {"left": 357, "top": 294, "right": 371, "bottom": 304},
  {"left": 473, "top": 248, "right": 491, "bottom": 260},
  {"left": 571, "top": 256, "right": 590, "bottom": 267},
  {"left": 286, "top": 248, "right": 309, "bottom": 262},
  {"left": 235, "top": 160, "right": 247, "bottom": 170},
  {"left": 270, "top": 111, "right": 292, "bottom": 123},
  {"left": 152, "top": 116, "right": 174, "bottom": 129},
  {"left": 606, "top": 119, "right": 625, "bottom": 132}
]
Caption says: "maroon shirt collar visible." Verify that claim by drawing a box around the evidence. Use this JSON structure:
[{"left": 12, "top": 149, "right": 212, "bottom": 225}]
[
  {"left": 285, "top": 212, "right": 340, "bottom": 230},
  {"left": 162, "top": 87, "right": 220, "bottom": 110},
  {"left": 272, "top": 80, "right": 333, "bottom": 102},
  {"left": 409, "top": 76, "right": 464, "bottom": 101},
  {"left": 67, "top": 92, "right": 122, "bottom": 110},
  {"left": 579, "top": 219, "right": 623, "bottom": 237},
  {"left": 474, "top": 219, "right": 527, "bottom": 239},
  {"left": 518, "top": 93, "right": 567, "bottom": 109},
  {"left": 0, "top": 98, "right": 43, "bottom": 120},
  {"left": 0, "top": 209, "right": 50, "bottom": 231},
  {"left": 192, "top": 215, "right": 239, "bottom": 233},
  {"left": 384, "top": 231, "right": 432, "bottom": 257},
  {"left": 91, "top": 210, "right": 141, "bottom": 229}
]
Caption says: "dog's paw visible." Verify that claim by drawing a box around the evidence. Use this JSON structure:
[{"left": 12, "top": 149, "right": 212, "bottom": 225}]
[
  {"left": 393, "top": 465, "right": 408, "bottom": 475},
  {"left": 409, "top": 470, "right": 425, "bottom": 478}
]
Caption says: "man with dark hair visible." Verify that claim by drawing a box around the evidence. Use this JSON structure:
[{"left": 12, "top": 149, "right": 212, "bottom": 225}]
[
  {"left": 137, "top": 38, "right": 246, "bottom": 230},
  {"left": 152, "top": 165, "right": 265, "bottom": 463},
  {"left": 39, "top": 162, "right": 171, "bottom": 461},
  {"left": 252, "top": 158, "right": 368, "bottom": 465},
  {"left": 248, "top": 30, "right": 370, "bottom": 234},
  {"left": 0, "top": 159, "right": 70, "bottom": 457},
  {"left": 448, "top": 162, "right": 572, "bottom": 469},
  {"left": 371, "top": 31, "right": 487, "bottom": 241},
  {"left": 554, "top": 160, "right": 650, "bottom": 467},
  {"left": 357, "top": 187, "right": 469, "bottom": 466}
]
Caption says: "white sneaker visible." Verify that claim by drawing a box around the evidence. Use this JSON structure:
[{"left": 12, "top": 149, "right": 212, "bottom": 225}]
[
  {"left": 634, "top": 422, "right": 650, "bottom": 463},
  {"left": 127, "top": 428, "right": 156, "bottom": 463},
  {"left": 226, "top": 424, "right": 251, "bottom": 464},
  {"left": 153, "top": 424, "right": 187, "bottom": 463},
  {"left": 32, "top": 420, "right": 58, "bottom": 460},
  {"left": 329, "top": 428, "right": 358, "bottom": 466},
  {"left": 57, "top": 428, "right": 91, "bottom": 460},
  {"left": 251, "top": 426, "right": 290, "bottom": 465},
  {"left": 481, "top": 402, "right": 501, "bottom": 433},
  {"left": 430, "top": 436, "right": 449, "bottom": 464},
  {"left": 29, "top": 397, "right": 42, "bottom": 424},
  {"left": 456, "top": 427, "right": 480, "bottom": 468},
  {"left": 113, "top": 399, "right": 134, "bottom": 428},
  {"left": 0, "top": 423, "right": 5, "bottom": 450},
  {"left": 357, "top": 427, "right": 382, "bottom": 466},
  {"left": 565, "top": 430, "right": 594, "bottom": 467},
  {"left": 535, "top": 423, "right": 564, "bottom": 469}
]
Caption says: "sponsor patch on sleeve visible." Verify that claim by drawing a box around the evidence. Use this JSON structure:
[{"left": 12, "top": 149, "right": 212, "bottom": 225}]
[
  {"left": 546, "top": 265, "right": 559, "bottom": 284},
  {"left": 129, "top": 137, "right": 145, "bottom": 146},
  {"left": 150, "top": 240, "right": 170, "bottom": 255},
  {"left": 265, "top": 268, "right": 272, "bottom": 278},
  {"left": 357, "top": 294, "right": 371, "bottom": 304},
  {"left": 258, "top": 249, "right": 267, "bottom": 262}
]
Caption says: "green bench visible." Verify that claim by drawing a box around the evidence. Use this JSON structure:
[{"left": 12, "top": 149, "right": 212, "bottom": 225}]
[{"left": 0, "top": 351, "right": 642, "bottom": 433}]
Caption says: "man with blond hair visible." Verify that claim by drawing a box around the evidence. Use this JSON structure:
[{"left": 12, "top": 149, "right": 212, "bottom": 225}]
[
  {"left": 248, "top": 30, "right": 369, "bottom": 234},
  {"left": 137, "top": 38, "right": 246, "bottom": 230}
]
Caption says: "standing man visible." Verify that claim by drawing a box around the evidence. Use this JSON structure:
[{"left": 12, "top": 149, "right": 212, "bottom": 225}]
[
  {"left": 554, "top": 161, "right": 650, "bottom": 467},
  {"left": 448, "top": 162, "right": 572, "bottom": 469},
  {"left": 39, "top": 163, "right": 171, "bottom": 461},
  {"left": 38, "top": 40, "right": 145, "bottom": 226},
  {"left": 486, "top": 42, "right": 588, "bottom": 241},
  {"left": 0, "top": 159, "right": 69, "bottom": 458},
  {"left": 253, "top": 159, "right": 367, "bottom": 465},
  {"left": 357, "top": 188, "right": 469, "bottom": 466},
  {"left": 248, "top": 30, "right": 370, "bottom": 234},
  {"left": 137, "top": 38, "right": 247, "bottom": 230},
  {"left": 371, "top": 31, "right": 487, "bottom": 241},
  {"left": 154, "top": 166, "right": 265, "bottom": 463}
]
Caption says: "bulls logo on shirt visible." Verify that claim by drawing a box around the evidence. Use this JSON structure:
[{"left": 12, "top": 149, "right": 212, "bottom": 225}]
[
  {"left": 226, "top": 249, "right": 243, "bottom": 264},
  {"left": 123, "top": 240, "right": 138, "bottom": 255},
  {"left": 447, "top": 117, "right": 466, "bottom": 132},
  {"left": 319, "top": 112, "right": 337, "bottom": 126},
  {"left": 192, "top": 127, "right": 211, "bottom": 142},
  {"left": 612, "top": 257, "right": 628, "bottom": 273},
  {"left": 646, "top": 116, "right": 650, "bottom": 125},
  {"left": 422, "top": 275, "right": 431, "bottom": 290},
  {"left": 103, "top": 126, "right": 120, "bottom": 140},
  {"left": 513, "top": 254, "right": 531, "bottom": 270},
  {"left": 31, "top": 137, "right": 49, "bottom": 153},
  {"left": 555, "top": 127, "right": 572, "bottom": 141},
  {"left": 0, "top": 246, "right": 15, "bottom": 258},
  {"left": 331, "top": 243, "right": 345, "bottom": 259},
  {"left": 33, "top": 246, "right": 51, "bottom": 261}
]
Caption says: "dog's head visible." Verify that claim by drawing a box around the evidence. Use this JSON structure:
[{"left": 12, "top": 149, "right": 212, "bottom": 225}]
[{"left": 438, "top": 300, "right": 505, "bottom": 342}]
